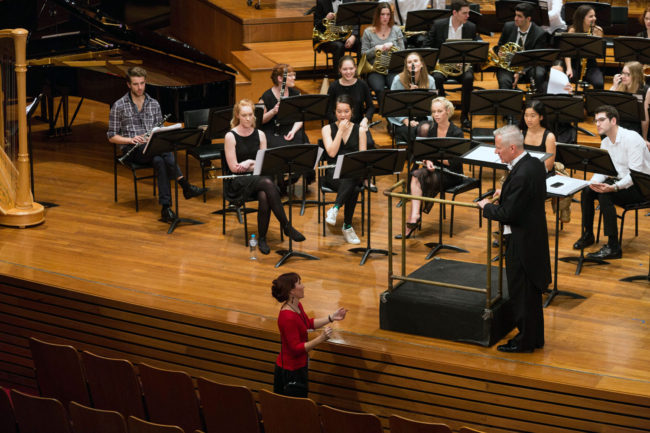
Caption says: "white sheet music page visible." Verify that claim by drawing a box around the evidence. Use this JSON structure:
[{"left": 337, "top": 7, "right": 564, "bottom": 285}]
[
  {"left": 546, "top": 174, "right": 590, "bottom": 196},
  {"left": 333, "top": 154, "right": 345, "bottom": 179},
  {"left": 142, "top": 123, "right": 182, "bottom": 154},
  {"left": 314, "top": 147, "right": 324, "bottom": 170},
  {"left": 253, "top": 149, "right": 266, "bottom": 175},
  {"left": 547, "top": 67, "right": 570, "bottom": 94}
]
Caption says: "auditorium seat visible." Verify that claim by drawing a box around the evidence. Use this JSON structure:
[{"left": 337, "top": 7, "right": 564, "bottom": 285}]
[
  {"left": 0, "top": 387, "right": 17, "bottom": 433},
  {"left": 196, "top": 377, "right": 261, "bottom": 433},
  {"left": 127, "top": 416, "right": 185, "bottom": 433},
  {"left": 257, "top": 389, "right": 320, "bottom": 433},
  {"left": 28, "top": 337, "right": 91, "bottom": 408},
  {"left": 138, "top": 363, "right": 203, "bottom": 433},
  {"left": 81, "top": 351, "right": 146, "bottom": 419},
  {"left": 389, "top": 414, "right": 453, "bottom": 433},
  {"left": 11, "top": 389, "right": 71, "bottom": 433},
  {"left": 319, "top": 404, "right": 382, "bottom": 433},
  {"left": 69, "top": 401, "right": 128, "bottom": 433}
]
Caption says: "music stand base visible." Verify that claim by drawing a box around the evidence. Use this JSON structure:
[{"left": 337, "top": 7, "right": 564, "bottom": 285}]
[
  {"left": 424, "top": 242, "right": 469, "bottom": 260},
  {"left": 274, "top": 249, "right": 319, "bottom": 268},
  {"left": 37, "top": 201, "right": 58, "bottom": 208},
  {"left": 543, "top": 288, "right": 586, "bottom": 308},
  {"left": 559, "top": 255, "right": 609, "bottom": 275},
  {"left": 620, "top": 275, "right": 650, "bottom": 282},
  {"left": 349, "top": 247, "right": 394, "bottom": 266},
  {"left": 164, "top": 217, "right": 204, "bottom": 234}
]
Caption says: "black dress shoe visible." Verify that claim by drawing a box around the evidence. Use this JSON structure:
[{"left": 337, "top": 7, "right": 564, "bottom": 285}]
[
  {"left": 283, "top": 225, "right": 305, "bottom": 242},
  {"left": 573, "top": 232, "right": 595, "bottom": 250},
  {"left": 497, "top": 343, "right": 534, "bottom": 353},
  {"left": 258, "top": 238, "right": 270, "bottom": 255},
  {"left": 587, "top": 244, "right": 622, "bottom": 260},
  {"left": 461, "top": 117, "right": 471, "bottom": 129},
  {"left": 183, "top": 184, "right": 208, "bottom": 199},
  {"left": 161, "top": 206, "right": 177, "bottom": 222}
]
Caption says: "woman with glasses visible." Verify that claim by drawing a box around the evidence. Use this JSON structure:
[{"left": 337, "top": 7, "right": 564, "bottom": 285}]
[{"left": 610, "top": 61, "right": 650, "bottom": 139}]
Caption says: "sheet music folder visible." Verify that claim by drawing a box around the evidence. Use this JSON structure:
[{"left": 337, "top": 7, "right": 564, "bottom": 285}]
[
  {"left": 546, "top": 175, "right": 590, "bottom": 197},
  {"left": 461, "top": 145, "right": 551, "bottom": 170},
  {"left": 142, "top": 123, "right": 183, "bottom": 154}
]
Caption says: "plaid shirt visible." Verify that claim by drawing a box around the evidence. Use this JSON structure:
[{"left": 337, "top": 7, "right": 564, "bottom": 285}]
[{"left": 107, "top": 92, "right": 162, "bottom": 150}]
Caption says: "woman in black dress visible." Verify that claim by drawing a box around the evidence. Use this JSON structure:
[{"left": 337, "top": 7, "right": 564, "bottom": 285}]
[
  {"left": 224, "top": 99, "right": 305, "bottom": 255},
  {"left": 564, "top": 5, "right": 604, "bottom": 90},
  {"left": 398, "top": 97, "right": 464, "bottom": 239}
]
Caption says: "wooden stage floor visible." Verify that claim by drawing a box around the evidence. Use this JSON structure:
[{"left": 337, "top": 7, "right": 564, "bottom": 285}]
[{"left": 1, "top": 98, "right": 649, "bottom": 431}]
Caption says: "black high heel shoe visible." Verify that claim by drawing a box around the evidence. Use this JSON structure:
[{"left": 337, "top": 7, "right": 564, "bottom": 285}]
[{"left": 394, "top": 217, "right": 421, "bottom": 239}]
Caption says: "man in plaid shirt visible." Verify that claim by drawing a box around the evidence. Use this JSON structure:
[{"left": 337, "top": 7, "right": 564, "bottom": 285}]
[{"left": 108, "top": 66, "right": 207, "bottom": 222}]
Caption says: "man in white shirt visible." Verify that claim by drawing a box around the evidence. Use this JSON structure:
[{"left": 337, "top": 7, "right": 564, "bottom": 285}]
[{"left": 573, "top": 105, "right": 650, "bottom": 259}]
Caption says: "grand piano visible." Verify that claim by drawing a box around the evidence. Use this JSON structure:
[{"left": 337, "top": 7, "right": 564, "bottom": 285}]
[{"left": 6, "top": 0, "right": 236, "bottom": 135}]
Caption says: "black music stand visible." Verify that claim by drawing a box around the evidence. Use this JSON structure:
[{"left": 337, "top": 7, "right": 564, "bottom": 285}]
[
  {"left": 336, "top": 149, "right": 407, "bottom": 265},
  {"left": 26, "top": 94, "right": 57, "bottom": 208},
  {"left": 438, "top": 40, "right": 489, "bottom": 70},
  {"left": 495, "top": 0, "right": 549, "bottom": 26},
  {"left": 584, "top": 91, "right": 644, "bottom": 126},
  {"left": 469, "top": 89, "right": 524, "bottom": 144},
  {"left": 555, "top": 34, "right": 605, "bottom": 93},
  {"left": 144, "top": 128, "right": 205, "bottom": 234},
  {"left": 613, "top": 37, "right": 650, "bottom": 64},
  {"left": 509, "top": 49, "right": 560, "bottom": 94},
  {"left": 556, "top": 143, "right": 618, "bottom": 274},
  {"left": 276, "top": 94, "right": 329, "bottom": 215},
  {"left": 564, "top": 2, "right": 611, "bottom": 28},
  {"left": 335, "top": 2, "right": 377, "bottom": 28},
  {"left": 254, "top": 144, "right": 321, "bottom": 268},
  {"left": 405, "top": 9, "right": 451, "bottom": 33},
  {"left": 531, "top": 95, "right": 591, "bottom": 139},
  {"left": 620, "top": 169, "right": 650, "bottom": 283},
  {"left": 389, "top": 48, "right": 439, "bottom": 73},
  {"left": 411, "top": 137, "right": 478, "bottom": 259}
]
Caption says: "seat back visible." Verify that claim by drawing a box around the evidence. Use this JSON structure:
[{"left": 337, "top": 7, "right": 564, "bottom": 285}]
[
  {"left": 257, "top": 389, "right": 320, "bottom": 433},
  {"left": 81, "top": 350, "right": 146, "bottom": 419},
  {"left": 389, "top": 414, "right": 453, "bottom": 433},
  {"left": 0, "top": 387, "right": 17, "bottom": 433},
  {"left": 196, "top": 377, "right": 260, "bottom": 433},
  {"left": 127, "top": 416, "right": 185, "bottom": 433},
  {"left": 138, "top": 363, "right": 203, "bottom": 433},
  {"left": 319, "top": 404, "right": 382, "bottom": 433},
  {"left": 69, "top": 401, "right": 128, "bottom": 433},
  {"left": 28, "top": 337, "right": 91, "bottom": 407},
  {"left": 11, "top": 389, "right": 71, "bottom": 433},
  {"left": 183, "top": 109, "right": 211, "bottom": 129}
]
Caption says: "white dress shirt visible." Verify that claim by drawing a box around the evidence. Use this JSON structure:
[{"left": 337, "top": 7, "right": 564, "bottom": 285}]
[
  {"left": 447, "top": 17, "right": 463, "bottom": 40},
  {"left": 590, "top": 126, "right": 650, "bottom": 190},
  {"left": 542, "top": 0, "right": 567, "bottom": 34}
]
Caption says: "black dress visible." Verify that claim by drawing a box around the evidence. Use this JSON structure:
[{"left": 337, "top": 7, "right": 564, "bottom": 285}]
[
  {"left": 523, "top": 128, "right": 550, "bottom": 152},
  {"left": 412, "top": 121, "right": 464, "bottom": 214},
  {"left": 260, "top": 87, "right": 310, "bottom": 148},
  {"left": 225, "top": 129, "right": 266, "bottom": 203},
  {"left": 324, "top": 122, "right": 361, "bottom": 189}
]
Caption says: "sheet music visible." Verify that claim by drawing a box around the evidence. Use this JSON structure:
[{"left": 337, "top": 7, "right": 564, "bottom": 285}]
[
  {"left": 547, "top": 67, "right": 570, "bottom": 94},
  {"left": 141, "top": 123, "right": 182, "bottom": 154},
  {"left": 546, "top": 174, "right": 590, "bottom": 196},
  {"left": 253, "top": 148, "right": 266, "bottom": 176},
  {"left": 315, "top": 147, "right": 324, "bottom": 170},
  {"left": 333, "top": 154, "right": 346, "bottom": 179},
  {"left": 463, "top": 145, "right": 550, "bottom": 166}
]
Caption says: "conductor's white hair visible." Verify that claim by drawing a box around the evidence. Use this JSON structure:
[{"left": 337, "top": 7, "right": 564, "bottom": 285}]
[{"left": 493, "top": 125, "right": 524, "bottom": 150}]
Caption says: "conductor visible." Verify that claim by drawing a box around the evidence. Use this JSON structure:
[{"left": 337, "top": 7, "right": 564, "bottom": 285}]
[{"left": 478, "top": 125, "right": 551, "bottom": 353}]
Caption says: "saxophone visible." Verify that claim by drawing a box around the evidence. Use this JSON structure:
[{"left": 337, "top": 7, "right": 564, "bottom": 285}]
[
  {"left": 578, "top": 23, "right": 594, "bottom": 83},
  {"left": 358, "top": 45, "right": 399, "bottom": 75},
  {"left": 313, "top": 18, "right": 353, "bottom": 49}
]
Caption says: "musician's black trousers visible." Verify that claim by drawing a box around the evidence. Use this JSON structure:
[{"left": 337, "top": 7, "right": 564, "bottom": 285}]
[
  {"left": 432, "top": 69, "right": 473, "bottom": 118},
  {"left": 324, "top": 175, "right": 362, "bottom": 226},
  {"left": 497, "top": 66, "right": 545, "bottom": 92},
  {"left": 130, "top": 150, "right": 182, "bottom": 206},
  {"left": 367, "top": 72, "right": 396, "bottom": 109},
  {"left": 317, "top": 39, "right": 360, "bottom": 73},
  {"left": 580, "top": 186, "right": 644, "bottom": 245}
]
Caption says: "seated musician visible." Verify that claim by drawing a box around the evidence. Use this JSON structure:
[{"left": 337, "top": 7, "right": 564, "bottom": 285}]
[
  {"left": 386, "top": 51, "right": 435, "bottom": 143},
  {"left": 107, "top": 66, "right": 207, "bottom": 223},
  {"left": 425, "top": 0, "right": 477, "bottom": 129},
  {"left": 322, "top": 95, "right": 368, "bottom": 245},
  {"left": 636, "top": 6, "right": 650, "bottom": 38},
  {"left": 313, "top": 0, "right": 360, "bottom": 71},
  {"left": 494, "top": 2, "right": 547, "bottom": 93},
  {"left": 397, "top": 97, "right": 464, "bottom": 239},
  {"left": 360, "top": 2, "right": 405, "bottom": 103},
  {"left": 573, "top": 105, "right": 650, "bottom": 260},
  {"left": 224, "top": 99, "right": 306, "bottom": 255},
  {"left": 564, "top": 5, "right": 604, "bottom": 90},
  {"left": 609, "top": 61, "right": 650, "bottom": 140}
]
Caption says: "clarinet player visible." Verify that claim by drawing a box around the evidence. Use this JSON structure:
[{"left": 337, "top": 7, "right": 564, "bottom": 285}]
[{"left": 108, "top": 66, "right": 207, "bottom": 222}]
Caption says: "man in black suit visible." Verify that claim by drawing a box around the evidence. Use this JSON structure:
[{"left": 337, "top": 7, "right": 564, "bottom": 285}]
[
  {"left": 425, "top": 0, "right": 477, "bottom": 128},
  {"left": 495, "top": 2, "right": 547, "bottom": 92},
  {"left": 313, "top": 0, "right": 360, "bottom": 71},
  {"left": 478, "top": 125, "right": 551, "bottom": 353}
]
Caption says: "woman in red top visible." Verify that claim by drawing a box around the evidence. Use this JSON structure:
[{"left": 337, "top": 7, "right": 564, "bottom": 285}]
[{"left": 272, "top": 272, "right": 347, "bottom": 397}]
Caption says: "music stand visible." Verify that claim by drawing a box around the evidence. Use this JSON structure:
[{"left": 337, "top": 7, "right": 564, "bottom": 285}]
[
  {"left": 531, "top": 95, "right": 590, "bottom": 139},
  {"left": 438, "top": 40, "right": 489, "bottom": 70},
  {"left": 335, "top": 149, "right": 406, "bottom": 265},
  {"left": 555, "top": 143, "right": 618, "bottom": 274},
  {"left": 389, "top": 48, "right": 439, "bottom": 73},
  {"left": 254, "top": 144, "right": 321, "bottom": 268},
  {"left": 144, "top": 128, "right": 205, "bottom": 234},
  {"left": 509, "top": 49, "right": 560, "bottom": 94},
  {"left": 613, "top": 37, "right": 650, "bottom": 64},
  {"left": 405, "top": 9, "right": 451, "bottom": 33},
  {"left": 411, "top": 137, "right": 478, "bottom": 259},
  {"left": 555, "top": 34, "right": 605, "bottom": 93},
  {"left": 564, "top": 2, "right": 611, "bottom": 28},
  {"left": 494, "top": 0, "right": 549, "bottom": 26},
  {"left": 584, "top": 91, "right": 644, "bottom": 125},
  {"left": 620, "top": 169, "right": 650, "bottom": 283},
  {"left": 335, "top": 2, "right": 377, "bottom": 28}
]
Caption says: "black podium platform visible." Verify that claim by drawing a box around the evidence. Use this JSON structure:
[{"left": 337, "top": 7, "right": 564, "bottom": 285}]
[{"left": 379, "top": 258, "right": 515, "bottom": 347}]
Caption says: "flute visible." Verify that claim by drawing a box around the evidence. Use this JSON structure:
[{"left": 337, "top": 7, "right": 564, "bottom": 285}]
[
  {"left": 118, "top": 114, "right": 171, "bottom": 165},
  {"left": 217, "top": 173, "right": 253, "bottom": 179},
  {"left": 414, "top": 160, "right": 473, "bottom": 180}
]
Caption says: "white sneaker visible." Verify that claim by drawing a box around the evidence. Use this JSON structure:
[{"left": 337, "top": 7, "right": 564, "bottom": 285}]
[
  {"left": 326, "top": 206, "right": 338, "bottom": 226},
  {"left": 342, "top": 226, "right": 361, "bottom": 244}
]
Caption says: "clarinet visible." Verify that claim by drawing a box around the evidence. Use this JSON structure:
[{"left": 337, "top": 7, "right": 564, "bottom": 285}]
[
  {"left": 274, "top": 67, "right": 288, "bottom": 136},
  {"left": 118, "top": 114, "right": 171, "bottom": 165},
  {"left": 410, "top": 62, "right": 416, "bottom": 86}
]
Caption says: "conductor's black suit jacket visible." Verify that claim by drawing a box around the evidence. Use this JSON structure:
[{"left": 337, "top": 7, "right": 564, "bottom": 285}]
[{"left": 483, "top": 153, "right": 552, "bottom": 292}]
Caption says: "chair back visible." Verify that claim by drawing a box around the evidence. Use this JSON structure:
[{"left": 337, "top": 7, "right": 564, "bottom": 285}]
[
  {"left": 0, "top": 387, "right": 17, "bottom": 433},
  {"left": 183, "top": 109, "right": 211, "bottom": 129},
  {"left": 207, "top": 107, "right": 234, "bottom": 141},
  {"left": 69, "top": 401, "right": 128, "bottom": 433},
  {"left": 127, "top": 416, "right": 185, "bottom": 433},
  {"left": 138, "top": 363, "right": 203, "bottom": 433},
  {"left": 11, "top": 389, "right": 71, "bottom": 433},
  {"left": 257, "top": 389, "right": 320, "bottom": 433},
  {"left": 319, "top": 404, "right": 382, "bottom": 433},
  {"left": 28, "top": 337, "right": 91, "bottom": 407},
  {"left": 81, "top": 351, "right": 146, "bottom": 419},
  {"left": 196, "top": 377, "right": 261, "bottom": 433},
  {"left": 389, "top": 414, "right": 453, "bottom": 433}
]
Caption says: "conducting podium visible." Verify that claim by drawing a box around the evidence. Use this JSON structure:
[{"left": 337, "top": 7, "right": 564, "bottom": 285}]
[{"left": 335, "top": 149, "right": 406, "bottom": 265}]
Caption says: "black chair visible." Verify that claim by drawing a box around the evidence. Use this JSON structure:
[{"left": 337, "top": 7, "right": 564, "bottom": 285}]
[
  {"left": 596, "top": 200, "right": 650, "bottom": 245},
  {"left": 113, "top": 143, "right": 157, "bottom": 212},
  {"left": 183, "top": 108, "right": 224, "bottom": 202}
]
